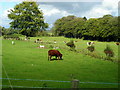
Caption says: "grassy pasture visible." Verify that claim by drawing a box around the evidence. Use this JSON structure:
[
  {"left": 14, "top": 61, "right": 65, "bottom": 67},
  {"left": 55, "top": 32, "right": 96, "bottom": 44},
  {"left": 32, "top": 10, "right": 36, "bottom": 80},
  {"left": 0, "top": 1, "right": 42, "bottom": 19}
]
[{"left": 2, "top": 36, "right": 119, "bottom": 88}]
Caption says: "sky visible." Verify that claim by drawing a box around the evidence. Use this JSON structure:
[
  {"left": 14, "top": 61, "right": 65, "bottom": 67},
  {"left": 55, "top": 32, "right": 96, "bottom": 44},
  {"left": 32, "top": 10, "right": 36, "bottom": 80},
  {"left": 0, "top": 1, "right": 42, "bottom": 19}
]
[{"left": 0, "top": 0, "right": 119, "bottom": 29}]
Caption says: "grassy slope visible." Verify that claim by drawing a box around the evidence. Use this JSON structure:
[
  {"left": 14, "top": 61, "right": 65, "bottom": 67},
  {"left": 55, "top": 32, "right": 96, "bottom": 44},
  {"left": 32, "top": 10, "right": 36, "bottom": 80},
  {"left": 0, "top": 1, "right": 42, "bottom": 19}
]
[{"left": 2, "top": 37, "right": 118, "bottom": 88}]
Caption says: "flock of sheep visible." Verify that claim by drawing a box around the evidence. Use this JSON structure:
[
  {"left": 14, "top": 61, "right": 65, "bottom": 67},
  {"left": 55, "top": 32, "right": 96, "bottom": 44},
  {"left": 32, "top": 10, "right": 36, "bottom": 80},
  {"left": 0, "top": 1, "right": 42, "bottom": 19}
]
[
  {"left": 10, "top": 37, "right": 119, "bottom": 61},
  {"left": 11, "top": 38, "right": 119, "bottom": 47}
]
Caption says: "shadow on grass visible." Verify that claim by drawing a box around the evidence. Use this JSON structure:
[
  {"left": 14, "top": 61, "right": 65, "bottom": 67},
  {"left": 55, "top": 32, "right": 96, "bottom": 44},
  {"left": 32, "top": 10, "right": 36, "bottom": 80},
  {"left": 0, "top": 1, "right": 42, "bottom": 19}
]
[{"left": 49, "top": 58, "right": 63, "bottom": 61}]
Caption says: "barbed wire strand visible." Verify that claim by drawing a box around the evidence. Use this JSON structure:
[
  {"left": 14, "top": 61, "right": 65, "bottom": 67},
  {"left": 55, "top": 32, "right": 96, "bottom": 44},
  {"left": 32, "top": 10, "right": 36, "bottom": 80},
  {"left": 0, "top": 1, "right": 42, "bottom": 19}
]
[{"left": 1, "top": 78, "right": 120, "bottom": 85}]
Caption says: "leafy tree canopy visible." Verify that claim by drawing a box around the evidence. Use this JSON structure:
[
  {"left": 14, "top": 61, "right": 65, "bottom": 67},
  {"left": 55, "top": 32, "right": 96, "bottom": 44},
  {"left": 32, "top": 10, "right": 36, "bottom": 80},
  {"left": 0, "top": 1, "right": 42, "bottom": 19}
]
[
  {"left": 52, "top": 14, "right": 119, "bottom": 41},
  {"left": 8, "top": 1, "right": 48, "bottom": 36}
]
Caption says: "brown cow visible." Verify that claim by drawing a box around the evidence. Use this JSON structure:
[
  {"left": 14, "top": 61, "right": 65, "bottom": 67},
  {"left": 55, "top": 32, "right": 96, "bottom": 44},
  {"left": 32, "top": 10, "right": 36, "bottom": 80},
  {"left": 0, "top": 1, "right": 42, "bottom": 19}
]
[{"left": 48, "top": 50, "right": 62, "bottom": 60}]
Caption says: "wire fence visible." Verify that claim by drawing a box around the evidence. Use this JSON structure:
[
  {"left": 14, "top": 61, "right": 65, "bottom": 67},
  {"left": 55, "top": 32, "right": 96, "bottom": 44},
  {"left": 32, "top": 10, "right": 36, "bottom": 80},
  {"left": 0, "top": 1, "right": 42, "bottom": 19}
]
[{"left": 1, "top": 78, "right": 120, "bottom": 88}]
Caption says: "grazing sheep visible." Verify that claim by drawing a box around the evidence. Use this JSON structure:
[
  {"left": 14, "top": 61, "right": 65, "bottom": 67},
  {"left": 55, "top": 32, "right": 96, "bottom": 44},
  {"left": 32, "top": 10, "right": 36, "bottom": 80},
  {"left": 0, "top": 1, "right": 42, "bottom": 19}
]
[
  {"left": 91, "top": 42, "right": 95, "bottom": 45},
  {"left": 40, "top": 40, "right": 43, "bottom": 43},
  {"left": 63, "top": 41, "right": 67, "bottom": 43},
  {"left": 87, "top": 42, "right": 94, "bottom": 46},
  {"left": 25, "top": 38, "right": 27, "bottom": 41},
  {"left": 12, "top": 41, "right": 15, "bottom": 45},
  {"left": 37, "top": 39, "right": 39, "bottom": 41},
  {"left": 54, "top": 40, "right": 57, "bottom": 44},
  {"left": 40, "top": 45, "right": 45, "bottom": 48},
  {"left": 53, "top": 47, "right": 59, "bottom": 49},
  {"left": 87, "top": 42, "right": 91, "bottom": 46},
  {"left": 34, "top": 39, "right": 40, "bottom": 43},
  {"left": 25, "top": 36, "right": 30, "bottom": 41}
]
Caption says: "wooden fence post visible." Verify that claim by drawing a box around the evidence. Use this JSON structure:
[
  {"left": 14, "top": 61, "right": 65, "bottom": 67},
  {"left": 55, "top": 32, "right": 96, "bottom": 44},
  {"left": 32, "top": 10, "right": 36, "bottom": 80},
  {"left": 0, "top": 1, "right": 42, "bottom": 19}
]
[{"left": 71, "top": 79, "right": 79, "bottom": 89}]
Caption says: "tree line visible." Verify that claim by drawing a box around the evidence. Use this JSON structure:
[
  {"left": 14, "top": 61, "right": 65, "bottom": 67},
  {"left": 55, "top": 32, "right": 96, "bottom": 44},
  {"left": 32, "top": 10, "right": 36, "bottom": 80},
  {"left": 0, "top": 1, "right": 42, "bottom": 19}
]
[{"left": 51, "top": 15, "right": 119, "bottom": 41}]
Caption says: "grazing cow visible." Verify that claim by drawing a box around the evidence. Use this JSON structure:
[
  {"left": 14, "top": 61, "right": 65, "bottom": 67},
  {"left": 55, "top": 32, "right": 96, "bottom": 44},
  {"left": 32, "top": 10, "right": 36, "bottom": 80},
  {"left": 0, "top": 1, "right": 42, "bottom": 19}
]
[{"left": 48, "top": 50, "right": 62, "bottom": 60}]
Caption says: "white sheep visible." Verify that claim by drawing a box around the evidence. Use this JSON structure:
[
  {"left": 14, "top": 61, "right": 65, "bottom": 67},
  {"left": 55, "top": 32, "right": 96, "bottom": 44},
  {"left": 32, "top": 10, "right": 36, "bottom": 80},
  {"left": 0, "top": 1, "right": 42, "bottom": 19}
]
[
  {"left": 87, "top": 42, "right": 91, "bottom": 46},
  {"left": 53, "top": 47, "right": 59, "bottom": 49},
  {"left": 40, "top": 45, "right": 45, "bottom": 48},
  {"left": 12, "top": 41, "right": 15, "bottom": 45},
  {"left": 87, "top": 42, "right": 95, "bottom": 46},
  {"left": 54, "top": 40, "right": 57, "bottom": 44},
  {"left": 63, "top": 41, "right": 66, "bottom": 43},
  {"left": 91, "top": 42, "right": 95, "bottom": 45},
  {"left": 54, "top": 41, "right": 57, "bottom": 44}
]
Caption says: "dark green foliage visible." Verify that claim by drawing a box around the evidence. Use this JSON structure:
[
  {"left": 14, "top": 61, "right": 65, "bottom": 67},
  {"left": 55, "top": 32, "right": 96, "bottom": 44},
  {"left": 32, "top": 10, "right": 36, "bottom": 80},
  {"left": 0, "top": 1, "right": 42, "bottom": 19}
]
[
  {"left": 0, "top": 26, "right": 2, "bottom": 36},
  {"left": 1, "top": 26, "right": 19, "bottom": 36},
  {"left": 8, "top": 1, "right": 48, "bottom": 37},
  {"left": 36, "top": 31, "right": 49, "bottom": 36},
  {"left": 104, "top": 45, "right": 114, "bottom": 57},
  {"left": 3, "top": 35, "right": 20, "bottom": 40},
  {"left": 49, "top": 45, "right": 54, "bottom": 49},
  {"left": 52, "top": 14, "right": 118, "bottom": 41},
  {"left": 66, "top": 40, "right": 76, "bottom": 51},
  {"left": 87, "top": 45, "right": 95, "bottom": 52},
  {"left": 66, "top": 40, "right": 75, "bottom": 48}
]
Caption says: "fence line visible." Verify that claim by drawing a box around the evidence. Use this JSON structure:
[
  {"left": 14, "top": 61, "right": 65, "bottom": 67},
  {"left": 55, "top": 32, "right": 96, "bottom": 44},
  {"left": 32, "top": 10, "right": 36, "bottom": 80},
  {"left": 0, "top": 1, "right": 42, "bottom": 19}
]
[
  {"left": 1, "top": 78, "right": 120, "bottom": 85},
  {"left": 1, "top": 78, "right": 70, "bottom": 83},
  {"left": 79, "top": 81, "right": 119, "bottom": 85},
  {"left": 0, "top": 85, "right": 53, "bottom": 88}
]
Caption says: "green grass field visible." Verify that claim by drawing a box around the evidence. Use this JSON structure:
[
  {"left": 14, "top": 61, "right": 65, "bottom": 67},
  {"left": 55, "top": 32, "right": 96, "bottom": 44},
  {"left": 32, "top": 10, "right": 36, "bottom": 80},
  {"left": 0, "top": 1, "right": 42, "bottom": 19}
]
[{"left": 2, "top": 36, "right": 119, "bottom": 88}]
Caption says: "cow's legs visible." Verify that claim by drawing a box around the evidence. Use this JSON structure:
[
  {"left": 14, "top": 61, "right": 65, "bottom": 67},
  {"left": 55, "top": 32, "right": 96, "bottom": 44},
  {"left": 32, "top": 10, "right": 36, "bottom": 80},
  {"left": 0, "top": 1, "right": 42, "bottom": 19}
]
[
  {"left": 58, "top": 56, "right": 60, "bottom": 60},
  {"left": 50, "top": 56, "right": 52, "bottom": 61},
  {"left": 48, "top": 55, "right": 52, "bottom": 61},
  {"left": 55, "top": 56, "right": 58, "bottom": 60}
]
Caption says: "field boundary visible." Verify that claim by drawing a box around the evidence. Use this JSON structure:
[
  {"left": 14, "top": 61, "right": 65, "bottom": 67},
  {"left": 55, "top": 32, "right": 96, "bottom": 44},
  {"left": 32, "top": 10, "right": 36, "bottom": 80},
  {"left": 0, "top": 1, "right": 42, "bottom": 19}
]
[
  {"left": 1, "top": 78, "right": 120, "bottom": 85},
  {"left": 0, "top": 85, "right": 53, "bottom": 88}
]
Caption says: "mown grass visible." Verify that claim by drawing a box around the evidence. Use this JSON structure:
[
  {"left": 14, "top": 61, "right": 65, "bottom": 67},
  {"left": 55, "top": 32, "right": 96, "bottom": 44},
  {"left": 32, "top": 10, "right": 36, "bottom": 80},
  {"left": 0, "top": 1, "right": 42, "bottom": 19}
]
[{"left": 2, "top": 37, "right": 119, "bottom": 88}]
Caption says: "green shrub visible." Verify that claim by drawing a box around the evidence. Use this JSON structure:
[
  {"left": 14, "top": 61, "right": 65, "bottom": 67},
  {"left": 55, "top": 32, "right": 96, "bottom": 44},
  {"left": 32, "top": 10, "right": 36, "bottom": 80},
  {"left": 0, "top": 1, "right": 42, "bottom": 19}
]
[
  {"left": 66, "top": 40, "right": 76, "bottom": 51},
  {"left": 3, "top": 35, "right": 20, "bottom": 40},
  {"left": 49, "top": 45, "right": 54, "bottom": 49},
  {"left": 11, "top": 34, "right": 24, "bottom": 37},
  {"left": 87, "top": 45, "right": 95, "bottom": 52},
  {"left": 66, "top": 40, "right": 75, "bottom": 48},
  {"left": 104, "top": 45, "right": 114, "bottom": 57}
]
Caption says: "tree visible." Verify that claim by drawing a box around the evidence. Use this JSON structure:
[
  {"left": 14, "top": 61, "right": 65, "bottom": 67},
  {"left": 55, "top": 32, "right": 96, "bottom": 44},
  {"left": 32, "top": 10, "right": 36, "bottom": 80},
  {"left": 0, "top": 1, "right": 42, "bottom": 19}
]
[
  {"left": 0, "top": 26, "right": 3, "bottom": 36},
  {"left": 63, "top": 17, "right": 85, "bottom": 38},
  {"left": 82, "top": 18, "right": 100, "bottom": 40},
  {"left": 53, "top": 15, "right": 76, "bottom": 36},
  {"left": 98, "top": 15, "right": 117, "bottom": 41},
  {"left": 8, "top": 1, "right": 48, "bottom": 37}
]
